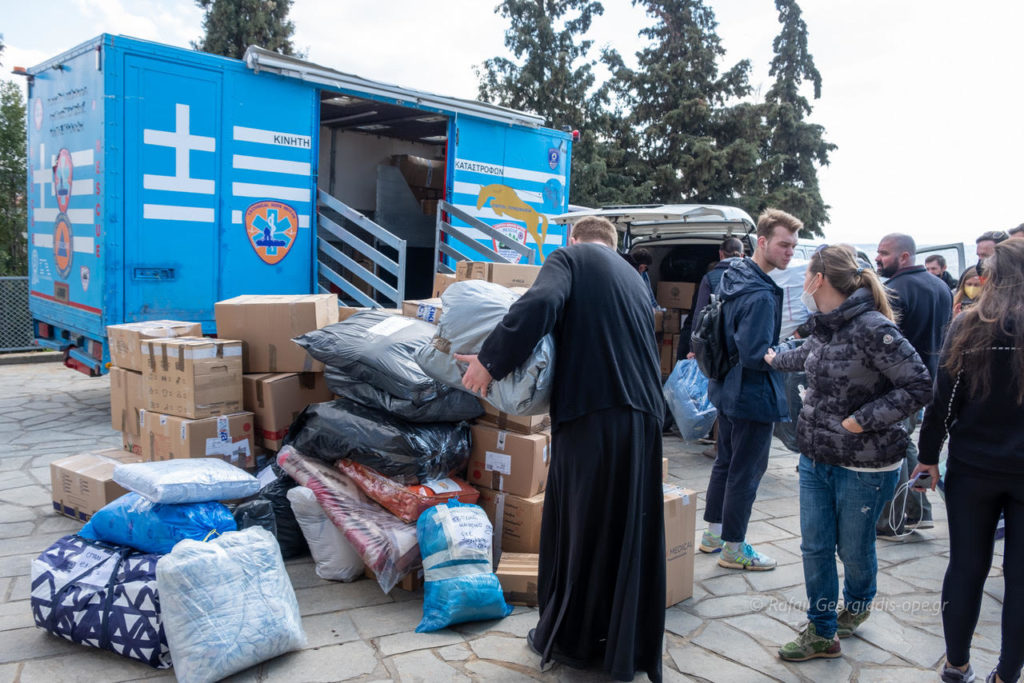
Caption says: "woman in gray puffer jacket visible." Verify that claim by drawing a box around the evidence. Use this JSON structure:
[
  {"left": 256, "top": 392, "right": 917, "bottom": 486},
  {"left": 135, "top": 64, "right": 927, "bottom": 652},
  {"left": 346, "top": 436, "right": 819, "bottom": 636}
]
[{"left": 764, "top": 245, "right": 932, "bottom": 663}]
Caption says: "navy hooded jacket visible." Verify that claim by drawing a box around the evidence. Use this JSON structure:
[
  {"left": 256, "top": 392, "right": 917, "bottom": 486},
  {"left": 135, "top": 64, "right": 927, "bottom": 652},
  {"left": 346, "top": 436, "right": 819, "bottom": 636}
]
[{"left": 708, "top": 257, "right": 788, "bottom": 422}]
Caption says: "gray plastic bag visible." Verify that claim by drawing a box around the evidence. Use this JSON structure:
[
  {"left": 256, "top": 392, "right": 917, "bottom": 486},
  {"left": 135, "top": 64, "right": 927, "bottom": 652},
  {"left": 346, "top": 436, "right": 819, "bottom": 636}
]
[{"left": 415, "top": 280, "right": 554, "bottom": 416}]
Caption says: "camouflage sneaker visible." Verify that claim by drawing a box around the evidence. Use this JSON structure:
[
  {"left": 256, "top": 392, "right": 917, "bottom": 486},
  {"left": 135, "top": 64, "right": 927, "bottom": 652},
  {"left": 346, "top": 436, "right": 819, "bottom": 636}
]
[
  {"left": 718, "top": 542, "right": 777, "bottom": 571},
  {"left": 778, "top": 623, "right": 842, "bottom": 662},
  {"left": 836, "top": 607, "right": 870, "bottom": 638},
  {"left": 699, "top": 529, "right": 723, "bottom": 553}
]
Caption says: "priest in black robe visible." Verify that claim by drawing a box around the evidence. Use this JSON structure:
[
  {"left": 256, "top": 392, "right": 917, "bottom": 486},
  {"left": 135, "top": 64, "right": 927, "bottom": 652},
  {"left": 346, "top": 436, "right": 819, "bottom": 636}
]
[{"left": 456, "top": 216, "right": 666, "bottom": 681}]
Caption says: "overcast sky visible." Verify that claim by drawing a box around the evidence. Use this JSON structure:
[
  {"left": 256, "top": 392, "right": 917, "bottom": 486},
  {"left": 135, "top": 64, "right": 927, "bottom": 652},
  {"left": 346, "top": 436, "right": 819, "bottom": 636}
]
[{"left": 3, "top": 0, "right": 1021, "bottom": 256}]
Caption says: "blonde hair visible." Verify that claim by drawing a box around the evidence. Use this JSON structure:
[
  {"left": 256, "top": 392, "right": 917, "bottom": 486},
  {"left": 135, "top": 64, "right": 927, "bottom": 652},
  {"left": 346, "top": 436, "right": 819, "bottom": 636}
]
[
  {"left": 756, "top": 208, "right": 803, "bottom": 240},
  {"left": 810, "top": 245, "right": 896, "bottom": 321},
  {"left": 571, "top": 216, "right": 618, "bottom": 248}
]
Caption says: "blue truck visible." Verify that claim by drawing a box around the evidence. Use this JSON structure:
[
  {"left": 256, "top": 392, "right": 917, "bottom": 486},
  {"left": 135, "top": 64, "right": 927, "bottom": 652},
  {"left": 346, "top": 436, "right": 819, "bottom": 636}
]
[{"left": 24, "top": 35, "right": 572, "bottom": 375}]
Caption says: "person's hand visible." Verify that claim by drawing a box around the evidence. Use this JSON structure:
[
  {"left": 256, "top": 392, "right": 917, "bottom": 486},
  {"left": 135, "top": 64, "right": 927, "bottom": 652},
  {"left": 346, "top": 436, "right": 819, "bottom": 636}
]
[
  {"left": 454, "top": 353, "right": 493, "bottom": 397},
  {"left": 764, "top": 348, "right": 777, "bottom": 366},
  {"left": 686, "top": 352, "right": 695, "bottom": 360},
  {"left": 841, "top": 416, "right": 864, "bottom": 433},
  {"left": 910, "top": 463, "right": 940, "bottom": 491}
]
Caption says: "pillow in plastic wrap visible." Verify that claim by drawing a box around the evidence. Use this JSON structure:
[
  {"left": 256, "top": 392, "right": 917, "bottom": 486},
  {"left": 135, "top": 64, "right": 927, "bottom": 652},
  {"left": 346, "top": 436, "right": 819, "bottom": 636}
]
[
  {"left": 79, "top": 493, "right": 236, "bottom": 554},
  {"left": 283, "top": 398, "right": 471, "bottom": 484},
  {"left": 113, "top": 458, "right": 259, "bottom": 503},
  {"left": 155, "top": 526, "right": 306, "bottom": 683},
  {"left": 287, "top": 486, "right": 365, "bottom": 581},
  {"left": 663, "top": 359, "right": 718, "bottom": 442},
  {"left": 325, "top": 366, "right": 482, "bottom": 423},
  {"left": 277, "top": 446, "right": 420, "bottom": 593},
  {"left": 293, "top": 310, "right": 445, "bottom": 403},
  {"left": 31, "top": 535, "right": 171, "bottom": 668},
  {"left": 415, "top": 280, "right": 554, "bottom": 416},
  {"left": 338, "top": 459, "right": 479, "bottom": 523},
  {"left": 416, "top": 500, "right": 512, "bottom": 632}
]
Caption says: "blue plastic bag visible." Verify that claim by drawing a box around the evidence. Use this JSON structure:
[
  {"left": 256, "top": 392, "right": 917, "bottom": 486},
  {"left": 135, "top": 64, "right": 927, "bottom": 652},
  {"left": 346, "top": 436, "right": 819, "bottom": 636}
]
[
  {"left": 663, "top": 359, "right": 717, "bottom": 442},
  {"left": 415, "top": 500, "right": 511, "bottom": 632},
  {"left": 79, "top": 492, "right": 237, "bottom": 554}
]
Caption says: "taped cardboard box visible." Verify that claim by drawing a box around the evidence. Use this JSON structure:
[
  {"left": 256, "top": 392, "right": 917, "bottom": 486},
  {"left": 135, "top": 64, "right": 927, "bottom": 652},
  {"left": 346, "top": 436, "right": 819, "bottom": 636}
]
[
  {"left": 467, "top": 424, "right": 550, "bottom": 498},
  {"left": 106, "top": 320, "right": 202, "bottom": 372},
  {"left": 662, "top": 308, "right": 684, "bottom": 335},
  {"left": 496, "top": 552, "right": 539, "bottom": 606},
  {"left": 455, "top": 261, "right": 541, "bottom": 289},
  {"left": 339, "top": 306, "right": 369, "bottom": 322},
  {"left": 142, "top": 410, "right": 255, "bottom": 469},
  {"left": 664, "top": 484, "right": 696, "bottom": 607},
  {"left": 214, "top": 294, "right": 339, "bottom": 373},
  {"left": 142, "top": 337, "right": 243, "bottom": 419},
  {"left": 391, "top": 154, "right": 444, "bottom": 190},
  {"left": 110, "top": 367, "right": 144, "bottom": 438},
  {"left": 401, "top": 298, "right": 443, "bottom": 325},
  {"left": 656, "top": 282, "right": 697, "bottom": 310},
  {"left": 50, "top": 449, "right": 144, "bottom": 521},
  {"left": 660, "top": 334, "right": 678, "bottom": 376},
  {"left": 432, "top": 273, "right": 456, "bottom": 298},
  {"left": 242, "top": 372, "right": 333, "bottom": 450},
  {"left": 653, "top": 310, "right": 664, "bottom": 332},
  {"left": 477, "top": 398, "right": 550, "bottom": 434},
  {"left": 475, "top": 487, "right": 545, "bottom": 554}
]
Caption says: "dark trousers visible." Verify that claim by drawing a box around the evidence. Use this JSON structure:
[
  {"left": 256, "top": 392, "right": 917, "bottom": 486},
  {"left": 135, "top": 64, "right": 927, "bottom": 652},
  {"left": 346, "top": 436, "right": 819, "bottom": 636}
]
[
  {"left": 702, "top": 412, "right": 772, "bottom": 543},
  {"left": 942, "top": 459, "right": 1024, "bottom": 683}
]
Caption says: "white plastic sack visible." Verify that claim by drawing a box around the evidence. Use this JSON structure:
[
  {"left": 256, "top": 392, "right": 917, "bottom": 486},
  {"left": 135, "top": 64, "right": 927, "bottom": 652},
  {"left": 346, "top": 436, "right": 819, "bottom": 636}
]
[
  {"left": 415, "top": 280, "right": 554, "bottom": 416},
  {"left": 287, "top": 486, "right": 365, "bottom": 581},
  {"left": 155, "top": 527, "right": 306, "bottom": 683},
  {"left": 113, "top": 458, "right": 259, "bottom": 504}
]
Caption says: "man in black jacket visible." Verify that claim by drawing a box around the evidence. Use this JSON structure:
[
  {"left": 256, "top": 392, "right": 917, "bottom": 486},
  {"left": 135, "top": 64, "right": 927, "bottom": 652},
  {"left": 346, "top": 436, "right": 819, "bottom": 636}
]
[
  {"left": 924, "top": 254, "right": 957, "bottom": 290},
  {"left": 457, "top": 216, "right": 665, "bottom": 682},
  {"left": 875, "top": 233, "right": 953, "bottom": 537},
  {"left": 678, "top": 236, "right": 745, "bottom": 359}
]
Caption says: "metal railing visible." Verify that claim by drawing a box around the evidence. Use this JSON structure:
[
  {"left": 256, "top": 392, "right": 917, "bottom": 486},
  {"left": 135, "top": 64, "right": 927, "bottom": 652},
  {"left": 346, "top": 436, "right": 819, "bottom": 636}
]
[
  {"left": 0, "top": 276, "right": 35, "bottom": 352},
  {"left": 433, "top": 200, "right": 535, "bottom": 273},
  {"left": 316, "top": 189, "right": 407, "bottom": 307}
]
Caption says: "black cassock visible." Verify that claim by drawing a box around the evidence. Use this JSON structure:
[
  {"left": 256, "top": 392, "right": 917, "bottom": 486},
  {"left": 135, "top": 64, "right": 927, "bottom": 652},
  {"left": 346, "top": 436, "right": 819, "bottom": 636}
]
[{"left": 478, "top": 243, "right": 666, "bottom": 681}]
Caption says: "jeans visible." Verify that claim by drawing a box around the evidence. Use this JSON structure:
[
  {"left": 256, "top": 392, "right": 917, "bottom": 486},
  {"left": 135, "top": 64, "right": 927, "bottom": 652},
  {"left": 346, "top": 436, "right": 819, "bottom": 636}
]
[
  {"left": 877, "top": 414, "right": 932, "bottom": 533},
  {"left": 799, "top": 455, "right": 900, "bottom": 639},
  {"left": 703, "top": 412, "right": 772, "bottom": 543}
]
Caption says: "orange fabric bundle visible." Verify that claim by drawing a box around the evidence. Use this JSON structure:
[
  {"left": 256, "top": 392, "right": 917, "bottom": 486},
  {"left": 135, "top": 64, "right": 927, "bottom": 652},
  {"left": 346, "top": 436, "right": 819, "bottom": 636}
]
[{"left": 337, "top": 460, "right": 479, "bottom": 523}]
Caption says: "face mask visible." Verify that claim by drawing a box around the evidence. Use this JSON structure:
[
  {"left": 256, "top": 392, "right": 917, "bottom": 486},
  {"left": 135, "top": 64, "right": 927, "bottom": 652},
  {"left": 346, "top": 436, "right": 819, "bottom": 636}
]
[
  {"left": 963, "top": 285, "right": 981, "bottom": 300},
  {"left": 801, "top": 280, "right": 820, "bottom": 314}
]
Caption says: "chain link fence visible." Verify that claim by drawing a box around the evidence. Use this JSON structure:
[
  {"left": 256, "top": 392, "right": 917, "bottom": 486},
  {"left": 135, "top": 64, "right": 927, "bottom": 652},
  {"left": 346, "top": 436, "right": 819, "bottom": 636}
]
[{"left": 0, "top": 277, "right": 36, "bottom": 353}]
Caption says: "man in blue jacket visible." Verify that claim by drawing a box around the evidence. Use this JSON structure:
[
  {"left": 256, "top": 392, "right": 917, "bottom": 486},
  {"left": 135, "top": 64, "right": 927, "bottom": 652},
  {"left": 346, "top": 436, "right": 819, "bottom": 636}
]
[{"left": 700, "top": 209, "right": 801, "bottom": 570}]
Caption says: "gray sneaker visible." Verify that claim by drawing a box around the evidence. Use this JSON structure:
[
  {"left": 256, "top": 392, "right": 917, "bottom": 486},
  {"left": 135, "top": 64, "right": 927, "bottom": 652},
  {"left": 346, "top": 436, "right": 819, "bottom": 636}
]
[
  {"left": 718, "top": 542, "right": 777, "bottom": 571},
  {"left": 699, "top": 529, "right": 723, "bottom": 553},
  {"left": 836, "top": 606, "right": 870, "bottom": 638},
  {"left": 940, "top": 661, "right": 975, "bottom": 682}
]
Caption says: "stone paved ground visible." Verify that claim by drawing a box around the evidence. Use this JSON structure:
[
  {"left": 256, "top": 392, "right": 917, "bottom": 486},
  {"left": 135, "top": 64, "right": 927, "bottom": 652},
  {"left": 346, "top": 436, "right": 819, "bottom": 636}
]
[{"left": 0, "top": 362, "right": 1007, "bottom": 682}]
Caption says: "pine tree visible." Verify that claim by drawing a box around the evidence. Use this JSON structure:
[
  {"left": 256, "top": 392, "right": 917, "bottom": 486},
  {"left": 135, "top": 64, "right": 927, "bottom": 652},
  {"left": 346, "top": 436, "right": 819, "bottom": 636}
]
[
  {"left": 755, "top": 0, "right": 835, "bottom": 236},
  {"left": 0, "top": 72, "right": 28, "bottom": 275},
  {"left": 607, "top": 0, "right": 752, "bottom": 204},
  {"left": 192, "top": 0, "right": 301, "bottom": 60},
  {"left": 477, "top": 0, "right": 616, "bottom": 207}
]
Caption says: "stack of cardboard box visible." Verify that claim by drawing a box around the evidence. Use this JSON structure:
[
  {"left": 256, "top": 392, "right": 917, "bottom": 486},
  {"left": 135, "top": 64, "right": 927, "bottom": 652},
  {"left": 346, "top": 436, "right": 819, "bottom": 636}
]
[
  {"left": 391, "top": 153, "right": 444, "bottom": 216},
  {"left": 656, "top": 281, "right": 698, "bottom": 377},
  {"left": 215, "top": 294, "right": 338, "bottom": 456}
]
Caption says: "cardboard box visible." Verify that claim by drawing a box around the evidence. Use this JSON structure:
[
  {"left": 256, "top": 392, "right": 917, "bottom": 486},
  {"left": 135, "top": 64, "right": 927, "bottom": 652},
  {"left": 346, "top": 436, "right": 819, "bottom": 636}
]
[
  {"left": 475, "top": 487, "right": 545, "bottom": 553},
  {"left": 338, "top": 306, "right": 369, "bottom": 322},
  {"left": 456, "top": 261, "right": 541, "bottom": 289},
  {"left": 106, "top": 320, "right": 202, "bottom": 372},
  {"left": 110, "top": 367, "right": 144, "bottom": 438},
  {"left": 653, "top": 309, "right": 663, "bottom": 332},
  {"left": 142, "top": 411, "right": 255, "bottom": 468},
  {"left": 660, "top": 334, "right": 678, "bottom": 376},
  {"left": 50, "top": 449, "right": 144, "bottom": 521},
  {"left": 214, "top": 294, "right": 339, "bottom": 373},
  {"left": 432, "top": 272, "right": 456, "bottom": 298},
  {"left": 401, "top": 298, "right": 443, "bottom": 324},
  {"left": 477, "top": 398, "right": 551, "bottom": 434},
  {"left": 467, "top": 424, "right": 550, "bottom": 498},
  {"left": 242, "top": 373, "right": 333, "bottom": 450},
  {"left": 664, "top": 485, "right": 696, "bottom": 607},
  {"left": 663, "top": 308, "right": 684, "bottom": 335},
  {"left": 663, "top": 457, "right": 668, "bottom": 482},
  {"left": 122, "top": 431, "right": 143, "bottom": 458},
  {"left": 142, "top": 337, "right": 243, "bottom": 419},
  {"left": 392, "top": 154, "right": 444, "bottom": 190},
  {"left": 496, "top": 552, "right": 540, "bottom": 606},
  {"left": 657, "top": 282, "right": 697, "bottom": 310}
]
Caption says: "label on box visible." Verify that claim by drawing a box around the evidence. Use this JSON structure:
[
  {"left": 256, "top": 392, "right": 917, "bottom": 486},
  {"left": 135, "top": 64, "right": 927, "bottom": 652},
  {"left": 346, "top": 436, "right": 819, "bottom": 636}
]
[
  {"left": 417, "top": 303, "right": 439, "bottom": 323},
  {"left": 181, "top": 423, "right": 187, "bottom": 440},
  {"left": 256, "top": 466, "right": 276, "bottom": 489},
  {"left": 366, "top": 317, "right": 415, "bottom": 337},
  {"left": 485, "top": 451, "right": 512, "bottom": 476},
  {"left": 205, "top": 438, "right": 251, "bottom": 464},
  {"left": 217, "top": 416, "right": 230, "bottom": 443},
  {"left": 496, "top": 431, "right": 507, "bottom": 450},
  {"left": 159, "top": 415, "right": 167, "bottom": 426},
  {"left": 422, "top": 477, "right": 461, "bottom": 494},
  {"left": 139, "top": 409, "right": 145, "bottom": 429}
]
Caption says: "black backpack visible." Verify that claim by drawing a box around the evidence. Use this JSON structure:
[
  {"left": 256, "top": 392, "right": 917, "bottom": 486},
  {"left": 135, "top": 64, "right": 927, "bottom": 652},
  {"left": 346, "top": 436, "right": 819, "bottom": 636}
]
[{"left": 690, "top": 293, "right": 737, "bottom": 381}]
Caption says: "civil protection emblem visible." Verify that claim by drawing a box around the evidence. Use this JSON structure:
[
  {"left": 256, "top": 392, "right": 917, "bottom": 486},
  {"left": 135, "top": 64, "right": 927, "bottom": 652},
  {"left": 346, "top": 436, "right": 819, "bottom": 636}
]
[
  {"left": 54, "top": 213, "right": 73, "bottom": 280},
  {"left": 245, "top": 201, "right": 298, "bottom": 265},
  {"left": 54, "top": 148, "right": 73, "bottom": 213},
  {"left": 492, "top": 222, "right": 527, "bottom": 264}
]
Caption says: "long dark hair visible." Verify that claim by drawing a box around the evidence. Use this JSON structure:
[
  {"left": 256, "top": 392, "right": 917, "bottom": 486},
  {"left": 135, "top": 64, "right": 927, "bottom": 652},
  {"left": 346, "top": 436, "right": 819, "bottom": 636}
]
[{"left": 945, "top": 239, "right": 1024, "bottom": 404}]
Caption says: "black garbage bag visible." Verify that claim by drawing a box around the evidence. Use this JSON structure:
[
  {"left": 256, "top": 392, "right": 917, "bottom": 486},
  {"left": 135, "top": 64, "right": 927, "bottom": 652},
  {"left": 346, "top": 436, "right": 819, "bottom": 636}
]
[
  {"left": 283, "top": 398, "right": 472, "bottom": 485},
  {"left": 230, "top": 498, "right": 277, "bottom": 537},
  {"left": 325, "top": 366, "right": 483, "bottom": 423},
  {"left": 293, "top": 311, "right": 444, "bottom": 403},
  {"left": 255, "top": 464, "right": 308, "bottom": 559},
  {"left": 773, "top": 371, "right": 806, "bottom": 454}
]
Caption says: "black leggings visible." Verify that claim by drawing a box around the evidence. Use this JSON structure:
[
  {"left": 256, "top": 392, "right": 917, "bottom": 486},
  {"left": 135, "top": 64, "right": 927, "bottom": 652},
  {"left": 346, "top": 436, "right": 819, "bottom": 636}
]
[{"left": 942, "top": 459, "right": 1024, "bottom": 682}]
